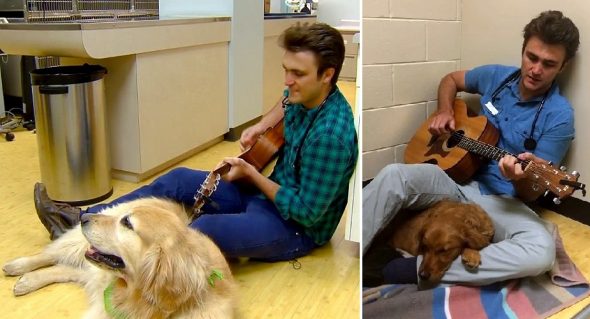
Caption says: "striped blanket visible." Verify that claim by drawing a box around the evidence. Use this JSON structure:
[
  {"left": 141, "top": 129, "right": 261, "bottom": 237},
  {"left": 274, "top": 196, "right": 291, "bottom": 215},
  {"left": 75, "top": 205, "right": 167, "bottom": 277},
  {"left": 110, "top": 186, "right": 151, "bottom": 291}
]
[{"left": 363, "top": 224, "right": 590, "bottom": 319}]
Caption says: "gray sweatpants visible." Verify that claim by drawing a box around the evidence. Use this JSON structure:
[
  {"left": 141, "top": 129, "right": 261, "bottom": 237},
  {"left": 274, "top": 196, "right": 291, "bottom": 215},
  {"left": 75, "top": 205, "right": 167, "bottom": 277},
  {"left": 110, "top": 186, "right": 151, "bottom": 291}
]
[{"left": 363, "top": 163, "right": 555, "bottom": 286}]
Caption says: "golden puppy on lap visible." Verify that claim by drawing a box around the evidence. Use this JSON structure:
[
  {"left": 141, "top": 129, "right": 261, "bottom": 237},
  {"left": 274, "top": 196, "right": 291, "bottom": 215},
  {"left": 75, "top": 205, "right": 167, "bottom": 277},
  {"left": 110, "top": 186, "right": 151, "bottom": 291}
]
[{"left": 3, "top": 198, "right": 236, "bottom": 318}]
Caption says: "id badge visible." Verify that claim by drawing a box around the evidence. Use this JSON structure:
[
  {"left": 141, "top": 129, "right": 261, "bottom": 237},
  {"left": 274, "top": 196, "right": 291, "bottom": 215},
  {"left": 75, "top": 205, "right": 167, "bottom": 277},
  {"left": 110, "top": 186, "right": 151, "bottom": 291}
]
[{"left": 484, "top": 101, "right": 499, "bottom": 115}]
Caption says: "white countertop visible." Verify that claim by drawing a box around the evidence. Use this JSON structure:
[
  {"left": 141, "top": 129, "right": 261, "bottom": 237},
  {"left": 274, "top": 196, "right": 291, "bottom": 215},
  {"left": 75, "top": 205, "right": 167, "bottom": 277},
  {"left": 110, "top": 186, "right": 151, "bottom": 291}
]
[
  {"left": 0, "top": 17, "right": 231, "bottom": 58},
  {"left": 335, "top": 25, "right": 360, "bottom": 33}
]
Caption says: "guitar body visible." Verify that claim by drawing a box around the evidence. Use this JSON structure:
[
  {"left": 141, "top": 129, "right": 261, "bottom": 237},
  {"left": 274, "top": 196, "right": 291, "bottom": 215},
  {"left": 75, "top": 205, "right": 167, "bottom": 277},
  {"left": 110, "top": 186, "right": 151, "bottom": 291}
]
[
  {"left": 404, "top": 99, "right": 500, "bottom": 183},
  {"left": 240, "top": 120, "right": 284, "bottom": 171}
]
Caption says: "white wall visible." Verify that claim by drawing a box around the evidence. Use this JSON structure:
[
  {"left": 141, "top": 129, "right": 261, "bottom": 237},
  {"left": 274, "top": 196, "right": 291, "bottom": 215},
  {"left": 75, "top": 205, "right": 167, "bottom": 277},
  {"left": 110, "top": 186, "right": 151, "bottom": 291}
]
[
  {"left": 362, "top": 0, "right": 461, "bottom": 180},
  {"left": 159, "top": 0, "right": 233, "bottom": 17},
  {"left": 461, "top": 1, "right": 590, "bottom": 200},
  {"left": 317, "top": 0, "right": 360, "bottom": 28},
  {"left": 270, "top": 0, "right": 282, "bottom": 13}
]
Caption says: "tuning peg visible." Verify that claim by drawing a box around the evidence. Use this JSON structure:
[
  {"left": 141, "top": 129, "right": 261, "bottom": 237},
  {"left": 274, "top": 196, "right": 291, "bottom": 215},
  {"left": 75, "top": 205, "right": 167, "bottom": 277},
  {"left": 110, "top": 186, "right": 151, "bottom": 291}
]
[
  {"left": 560, "top": 166, "right": 567, "bottom": 171},
  {"left": 572, "top": 171, "right": 580, "bottom": 178},
  {"left": 553, "top": 197, "right": 561, "bottom": 205},
  {"left": 544, "top": 190, "right": 551, "bottom": 197}
]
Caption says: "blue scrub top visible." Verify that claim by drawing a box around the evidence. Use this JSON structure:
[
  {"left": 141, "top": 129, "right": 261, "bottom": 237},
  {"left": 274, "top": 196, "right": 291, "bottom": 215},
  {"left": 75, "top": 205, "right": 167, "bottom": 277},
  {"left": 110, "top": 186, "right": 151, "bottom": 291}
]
[{"left": 464, "top": 64, "right": 575, "bottom": 196}]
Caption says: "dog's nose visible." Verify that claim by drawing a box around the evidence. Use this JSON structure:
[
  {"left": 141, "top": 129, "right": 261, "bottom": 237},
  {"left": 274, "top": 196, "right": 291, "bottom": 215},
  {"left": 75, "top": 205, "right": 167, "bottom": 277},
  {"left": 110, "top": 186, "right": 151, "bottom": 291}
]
[
  {"left": 80, "top": 213, "right": 91, "bottom": 226},
  {"left": 419, "top": 270, "right": 431, "bottom": 280}
]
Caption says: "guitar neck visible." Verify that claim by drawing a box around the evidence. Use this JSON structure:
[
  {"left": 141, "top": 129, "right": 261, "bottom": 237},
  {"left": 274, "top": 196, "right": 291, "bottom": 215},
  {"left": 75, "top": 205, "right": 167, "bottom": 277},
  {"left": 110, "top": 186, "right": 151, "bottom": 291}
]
[
  {"left": 211, "top": 162, "right": 231, "bottom": 177},
  {"left": 190, "top": 117, "right": 285, "bottom": 222},
  {"left": 454, "top": 132, "right": 525, "bottom": 164}
]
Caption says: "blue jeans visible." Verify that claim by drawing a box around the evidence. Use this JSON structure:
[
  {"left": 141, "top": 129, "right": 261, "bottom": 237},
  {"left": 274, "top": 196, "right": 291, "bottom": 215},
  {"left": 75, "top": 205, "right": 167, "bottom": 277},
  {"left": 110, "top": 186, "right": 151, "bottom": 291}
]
[{"left": 86, "top": 167, "right": 317, "bottom": 261}]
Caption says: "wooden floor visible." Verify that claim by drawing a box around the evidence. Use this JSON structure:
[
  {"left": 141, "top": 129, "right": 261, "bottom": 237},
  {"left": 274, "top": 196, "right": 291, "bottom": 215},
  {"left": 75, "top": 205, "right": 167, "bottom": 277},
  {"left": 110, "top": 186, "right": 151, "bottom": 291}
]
[{"left": 0, "top": 81, "right": 360, "bottom": 318}]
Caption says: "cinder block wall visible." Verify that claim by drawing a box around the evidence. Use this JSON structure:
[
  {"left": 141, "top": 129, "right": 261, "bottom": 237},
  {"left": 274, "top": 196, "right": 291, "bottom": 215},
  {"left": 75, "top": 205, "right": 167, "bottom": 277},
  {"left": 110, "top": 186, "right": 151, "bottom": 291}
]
[{"left": 362, "top": 0, "right": 462, "bottom": 180}]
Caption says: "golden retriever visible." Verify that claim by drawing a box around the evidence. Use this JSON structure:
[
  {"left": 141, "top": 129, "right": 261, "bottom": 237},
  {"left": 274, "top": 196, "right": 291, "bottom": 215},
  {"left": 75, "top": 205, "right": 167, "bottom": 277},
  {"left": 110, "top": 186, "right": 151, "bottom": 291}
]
[
  {"left": 3, "top": 197, "right": 236, "bottom": 318},
  {"left": 388, "top": 200, "right": 495, "bottom": 283}
]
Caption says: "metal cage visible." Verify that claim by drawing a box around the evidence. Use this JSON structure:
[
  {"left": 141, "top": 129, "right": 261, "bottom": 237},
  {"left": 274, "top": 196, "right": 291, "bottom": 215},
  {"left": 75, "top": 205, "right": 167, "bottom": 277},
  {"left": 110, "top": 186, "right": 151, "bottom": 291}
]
[
  {"left": 35, "top": 56, "right": 61, "bottom": 68},
  {"left": 24, "top": 0, "right": 159, "bottom": 22}
]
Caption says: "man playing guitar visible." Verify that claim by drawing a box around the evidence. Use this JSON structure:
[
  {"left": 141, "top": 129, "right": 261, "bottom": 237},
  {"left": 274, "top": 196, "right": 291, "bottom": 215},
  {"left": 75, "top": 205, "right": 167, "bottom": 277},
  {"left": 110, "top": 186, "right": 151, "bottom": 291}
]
[
  {"left": 35, "top": 23, "right": 358, "bottom": 263},
  {"left": 364, "top": 10, "right": 580, "bottom": 286}
]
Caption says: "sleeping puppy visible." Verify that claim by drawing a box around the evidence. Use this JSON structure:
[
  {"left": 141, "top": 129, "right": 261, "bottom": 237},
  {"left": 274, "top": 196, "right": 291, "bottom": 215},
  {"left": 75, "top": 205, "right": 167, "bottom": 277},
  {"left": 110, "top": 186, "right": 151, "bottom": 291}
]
[
  {"left": 3, "top": 197, "right": 236, "bottom": 319},
  {"left": 388, "top": 200, "right": 494, "bottom": 284}
]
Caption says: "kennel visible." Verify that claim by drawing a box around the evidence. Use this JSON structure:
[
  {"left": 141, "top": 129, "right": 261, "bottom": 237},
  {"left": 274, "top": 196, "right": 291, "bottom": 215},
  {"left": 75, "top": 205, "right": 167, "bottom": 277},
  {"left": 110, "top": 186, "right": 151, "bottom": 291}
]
[{"left": 24, "top": 0, "right": 159, "bottom": 22}]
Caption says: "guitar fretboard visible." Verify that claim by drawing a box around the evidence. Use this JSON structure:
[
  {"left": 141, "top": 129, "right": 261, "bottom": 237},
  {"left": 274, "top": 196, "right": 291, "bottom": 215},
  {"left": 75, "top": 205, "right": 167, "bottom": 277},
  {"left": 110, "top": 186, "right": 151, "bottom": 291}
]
[{"left": 451, "top": 132, "right": 531, "bottom": 166}]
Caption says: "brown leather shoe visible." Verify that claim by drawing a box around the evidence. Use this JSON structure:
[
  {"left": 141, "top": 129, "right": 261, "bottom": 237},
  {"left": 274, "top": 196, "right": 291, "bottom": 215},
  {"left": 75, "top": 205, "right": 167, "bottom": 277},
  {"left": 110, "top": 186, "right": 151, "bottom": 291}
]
[{"left": 34, "top": 183, "right": 82, "bottom": 240}]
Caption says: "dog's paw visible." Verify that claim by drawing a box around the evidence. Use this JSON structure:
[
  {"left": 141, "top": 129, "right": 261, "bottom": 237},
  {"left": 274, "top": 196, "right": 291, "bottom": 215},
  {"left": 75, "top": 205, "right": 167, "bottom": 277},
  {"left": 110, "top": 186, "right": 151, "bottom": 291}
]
[
  {"left": 461, "top": 248, "right": 481, "bottom": 269},
  {"left": 13, "top": 274, "right": 38, "bottom": 296},
  {"left": 3, "top": 258, "right": 30, "bottom": 276}
]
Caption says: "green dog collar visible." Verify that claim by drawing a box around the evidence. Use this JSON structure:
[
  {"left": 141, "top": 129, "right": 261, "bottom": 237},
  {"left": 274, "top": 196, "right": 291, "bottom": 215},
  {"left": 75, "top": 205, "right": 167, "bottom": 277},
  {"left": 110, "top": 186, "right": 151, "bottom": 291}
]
[
  {"left": 208, "top": 269, "right": 224, "bottom": 287},
  {"left": 104, "top": 281, "right": 129, "bottom": 319}
]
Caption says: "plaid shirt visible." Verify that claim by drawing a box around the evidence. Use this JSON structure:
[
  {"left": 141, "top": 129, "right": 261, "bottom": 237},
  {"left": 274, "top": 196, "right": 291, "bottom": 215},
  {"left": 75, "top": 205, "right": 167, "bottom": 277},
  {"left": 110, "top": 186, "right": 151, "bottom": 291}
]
[{"left": 269, "top": 86, "right": 358, "bottom": 245}]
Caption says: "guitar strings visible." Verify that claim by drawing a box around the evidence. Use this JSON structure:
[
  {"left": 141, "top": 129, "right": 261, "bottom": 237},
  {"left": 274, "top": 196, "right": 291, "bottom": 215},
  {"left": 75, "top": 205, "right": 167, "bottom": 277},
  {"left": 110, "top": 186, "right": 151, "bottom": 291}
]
[
  {"left": 449, "top": 131, "right": 570, "bottom": 194},
  {"left": 451, "top": 130, "right": 566, "bottom": 180},
  {"left": 451, "top": 131, "right": 549, "bottom": 174}
]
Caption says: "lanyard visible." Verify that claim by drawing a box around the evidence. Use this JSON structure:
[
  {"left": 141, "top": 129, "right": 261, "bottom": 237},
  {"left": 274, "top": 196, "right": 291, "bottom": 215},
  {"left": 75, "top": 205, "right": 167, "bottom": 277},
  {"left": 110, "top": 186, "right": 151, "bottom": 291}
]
[
  {"left": 489, "top": 69, "right": 549, "bottom": 151},
  {"left": 285, "top": 89, "right": 334, "bottom": 169}
]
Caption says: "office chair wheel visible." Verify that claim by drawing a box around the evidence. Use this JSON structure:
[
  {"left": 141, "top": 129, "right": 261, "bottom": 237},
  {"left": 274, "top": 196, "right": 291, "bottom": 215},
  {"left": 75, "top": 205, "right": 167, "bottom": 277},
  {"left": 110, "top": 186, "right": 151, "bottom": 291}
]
[{"left": 5, "top": 132, "right": 15, "bottom": 141}]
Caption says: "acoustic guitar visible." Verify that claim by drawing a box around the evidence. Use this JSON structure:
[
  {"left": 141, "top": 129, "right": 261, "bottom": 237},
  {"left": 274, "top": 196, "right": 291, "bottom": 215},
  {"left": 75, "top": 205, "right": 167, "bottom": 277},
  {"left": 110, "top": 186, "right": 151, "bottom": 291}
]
[
  {"left": 188, "top": 118, "right": 285, "bottom": 222},
  {"left": 404, "top": 99, "right": 585, "bottom": 203}
]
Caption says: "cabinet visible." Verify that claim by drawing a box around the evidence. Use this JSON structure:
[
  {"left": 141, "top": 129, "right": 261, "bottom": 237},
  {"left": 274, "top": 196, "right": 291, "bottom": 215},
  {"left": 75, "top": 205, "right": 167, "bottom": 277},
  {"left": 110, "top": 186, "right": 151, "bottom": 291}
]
[
  {"left": 339, "top": 30, "right": 359, "bottom": 81},
  {"left": 0, "top": 18, "right": 231, "bottom": 181}
]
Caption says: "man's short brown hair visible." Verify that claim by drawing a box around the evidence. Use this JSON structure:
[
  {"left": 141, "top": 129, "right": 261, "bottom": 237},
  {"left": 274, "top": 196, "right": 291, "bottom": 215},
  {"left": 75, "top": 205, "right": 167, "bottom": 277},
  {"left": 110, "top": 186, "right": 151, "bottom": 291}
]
[
  {"left": 523, "top": 10, "right": 580, "bottom": 64},
  {"left": 280, "top": 22, "right": 345, "bottom": 86}
]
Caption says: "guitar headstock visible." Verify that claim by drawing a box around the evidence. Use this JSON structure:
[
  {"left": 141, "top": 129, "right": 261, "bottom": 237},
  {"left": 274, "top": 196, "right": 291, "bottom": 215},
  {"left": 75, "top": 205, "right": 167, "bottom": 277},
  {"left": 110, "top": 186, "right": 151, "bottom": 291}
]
[
  {"left": 189, "top": 171, "right": 222, "bottom": 222},
  {"left": 526, "top": 162, "right": 586, "bottom": 203}
]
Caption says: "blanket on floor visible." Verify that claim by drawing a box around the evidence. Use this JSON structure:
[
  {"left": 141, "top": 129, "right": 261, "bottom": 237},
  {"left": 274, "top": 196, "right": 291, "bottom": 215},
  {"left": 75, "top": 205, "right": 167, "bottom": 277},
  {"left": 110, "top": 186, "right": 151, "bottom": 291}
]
[{"left": 363, "top": 223, "right": 590, "bottom": 319}]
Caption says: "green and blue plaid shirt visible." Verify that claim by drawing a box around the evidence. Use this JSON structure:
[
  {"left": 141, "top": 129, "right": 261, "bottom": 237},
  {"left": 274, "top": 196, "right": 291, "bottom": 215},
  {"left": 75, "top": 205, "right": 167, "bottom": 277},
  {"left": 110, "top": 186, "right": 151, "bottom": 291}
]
[{"left": 269, "top": 86, "right": 358, "bottom": 245}]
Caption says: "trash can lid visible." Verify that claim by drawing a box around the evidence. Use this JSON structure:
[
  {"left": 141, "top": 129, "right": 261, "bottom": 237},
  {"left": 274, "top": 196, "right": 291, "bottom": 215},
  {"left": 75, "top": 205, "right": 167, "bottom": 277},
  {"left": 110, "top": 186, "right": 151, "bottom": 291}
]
[{"left": 31, "top": 64, "right": 107, "bottom": 86}]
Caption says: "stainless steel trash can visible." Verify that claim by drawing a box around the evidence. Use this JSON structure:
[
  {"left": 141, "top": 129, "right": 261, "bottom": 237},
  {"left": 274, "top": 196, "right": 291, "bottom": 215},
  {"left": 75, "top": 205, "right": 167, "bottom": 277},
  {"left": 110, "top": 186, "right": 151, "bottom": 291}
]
[{"left": 31, "top": 64, "right": 112, "bottom": 205}]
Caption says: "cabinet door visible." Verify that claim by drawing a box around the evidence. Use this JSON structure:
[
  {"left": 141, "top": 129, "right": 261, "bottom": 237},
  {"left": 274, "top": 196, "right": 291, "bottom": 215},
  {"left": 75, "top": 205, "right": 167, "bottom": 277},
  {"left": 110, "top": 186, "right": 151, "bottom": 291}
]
[
  {"left": 340, "top": 55, "right": 357, "bottom": 80},
  {"left": 342, "top": 33, "right": 359, "bottom": 55}
]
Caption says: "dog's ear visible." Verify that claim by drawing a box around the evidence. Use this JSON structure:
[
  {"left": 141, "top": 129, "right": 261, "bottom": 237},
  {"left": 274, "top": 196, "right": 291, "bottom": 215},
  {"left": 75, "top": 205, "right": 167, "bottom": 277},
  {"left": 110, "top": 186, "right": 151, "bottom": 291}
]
[
  {"left": 462, "top": 226, "right": 490, "bottom": 250},
  {"left": 413, "top": 219, "right": 429, "bottom": 254},
  {"left": 461, "top": 204, "right": 494, "bottom": 249},
  {"left": 138, "top": 237, "right": 210, "bottom": 313}
]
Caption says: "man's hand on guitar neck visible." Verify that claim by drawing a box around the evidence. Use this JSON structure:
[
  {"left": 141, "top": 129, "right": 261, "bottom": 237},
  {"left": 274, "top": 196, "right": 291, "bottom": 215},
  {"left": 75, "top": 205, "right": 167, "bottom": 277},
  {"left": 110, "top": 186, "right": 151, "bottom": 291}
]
[
  {"left": 499, "top": 153, "right": 551, "bottom": 202},
  {"left": 498, "top": 152, "right": 549, "bottom": 181},
  {"left": 428, "top": 109, "right": 456, "bottom": 136}
]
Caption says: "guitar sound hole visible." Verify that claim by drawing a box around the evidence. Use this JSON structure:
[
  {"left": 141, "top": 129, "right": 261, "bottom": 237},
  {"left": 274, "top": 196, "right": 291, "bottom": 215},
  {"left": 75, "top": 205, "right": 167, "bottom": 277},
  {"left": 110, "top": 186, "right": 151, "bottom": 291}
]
[
  {"left": 424, "top": 159, "right": 438, "bottom": 165},
  {"left": 446, "top": 130, "right": 464, "bottom": 148}
]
